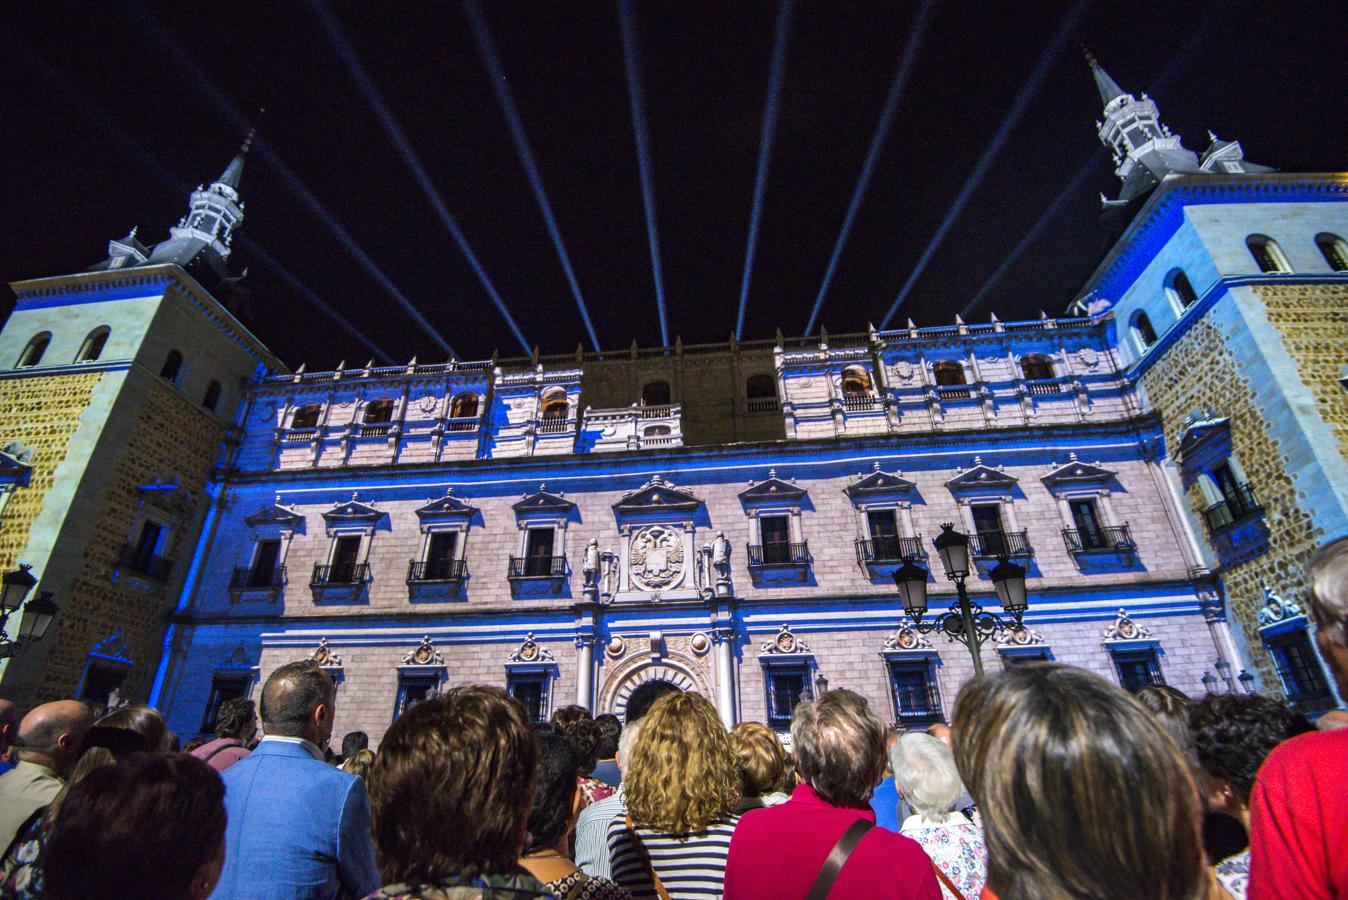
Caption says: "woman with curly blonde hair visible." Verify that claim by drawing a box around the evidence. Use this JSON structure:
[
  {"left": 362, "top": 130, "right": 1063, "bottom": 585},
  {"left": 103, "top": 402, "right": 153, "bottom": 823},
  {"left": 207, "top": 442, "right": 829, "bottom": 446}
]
[{"left": 606, "top": 691, "right": 740, "bottom": 898}]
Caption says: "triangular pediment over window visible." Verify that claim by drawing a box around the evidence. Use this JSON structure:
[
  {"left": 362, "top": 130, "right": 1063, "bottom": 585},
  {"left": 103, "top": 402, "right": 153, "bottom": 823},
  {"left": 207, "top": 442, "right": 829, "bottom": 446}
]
[
  {"left": 739, "top": 470, "right": 806, "bottom": 503},
  {"left": 613, "top": 475, "right": 703, "bottom": 514},
  {"left": 0, "top": 441, "right": 34, "bottom": 487},
  {"left": 946, "top": 459, "right": 1018, "bottom": 491},
  {"left": 843, "top": 463, "right": 916, "bottom": 500},
  {"left": 322, "top": 494, "right": 385, "bottom": 524},
  {"left": 245, "top": 502, "right": 305, "bottom": 527},
  {"left": 1041, "top": 454, "right": 1117, "bottom": 488},
  {"left": 415, "top": 489, "right": 478, "bottom": 520},
  {"left": 1176, "top": 411, "right": 1230, "bottom": 463},
  {"left": 513, "top": 487, "right": 576, "bottom": 514}
]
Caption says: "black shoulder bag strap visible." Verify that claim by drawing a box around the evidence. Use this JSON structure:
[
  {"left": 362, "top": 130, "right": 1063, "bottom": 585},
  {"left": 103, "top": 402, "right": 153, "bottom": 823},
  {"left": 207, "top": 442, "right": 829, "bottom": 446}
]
[
  {"left": 202, "top": 740, "right": 242, "bottom": 764},
  {"left": 804, "top": 818, "right": 874, "bottom": 900}
]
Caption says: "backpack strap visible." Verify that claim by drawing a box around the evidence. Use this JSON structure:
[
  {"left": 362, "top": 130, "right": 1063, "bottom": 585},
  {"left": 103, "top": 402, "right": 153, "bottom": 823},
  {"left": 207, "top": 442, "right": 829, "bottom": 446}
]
[
  {"left": 805, "top": 818, "right": 874, "bottom": 900},
  {"left": 202, "top": 741, "right": 243, "bottom": 764}
]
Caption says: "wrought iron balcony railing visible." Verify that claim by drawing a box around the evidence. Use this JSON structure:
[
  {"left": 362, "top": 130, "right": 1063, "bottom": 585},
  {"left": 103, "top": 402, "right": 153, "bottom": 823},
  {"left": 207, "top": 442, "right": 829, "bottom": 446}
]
[
  {"left": 1062, "top": 524, "right": 1136, "bottom": 553},
  {"left": 855, "top": 536, "right": 926, "bottom": 565},
  {"left": 120, "top": 544, "right": 172, "bottom": 581},
  {"left": 936, "top": 385, "right": 972, "bottom": 400},
  {"left": 1202, "top": 483, "right": 1263, "bottom": 532},
  {"left": 842, "top": 393, "right": 876, "bottom": 411},
  {"left": 311, "top": 563, "right": 370, "bottom": 586},
  {"left": 747, "top": 541, "right": 810, "bottom": 567},
  {"left": 407, "top": 559, "right": 467, "bottom": 583},
  {"left": 230, "top": 565, "right": 286, "bottom": 589},
  {"left": 537, "top": 416, "right": 571, "bottom": 434},
  {"left": 969, "top": 530, "right": 1032, "bottom": 558},
  {"left": 746, "top": 397, "right": 781, "bottom": 414},
  {"left": 509, "top": 555, "right": 567, "bottom": 578},
  {"left": 444, "top": 416, "right": 480, "bottom": 433},
  {"left": 1026, "top": 379, "right": 1063, "bottom": 395}
]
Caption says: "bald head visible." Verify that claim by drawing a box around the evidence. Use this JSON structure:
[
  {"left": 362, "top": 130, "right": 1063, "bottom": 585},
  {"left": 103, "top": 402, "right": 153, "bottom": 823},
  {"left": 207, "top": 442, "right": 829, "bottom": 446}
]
[
  {"left": 927, "top": 723, "right": 953, "bottom": 747},
  {"left": 1317, "top": 709, "right": 1348, "bottom": 732},
  {"left": 16, "top": 700, "right": 96, "bottom": 776}
]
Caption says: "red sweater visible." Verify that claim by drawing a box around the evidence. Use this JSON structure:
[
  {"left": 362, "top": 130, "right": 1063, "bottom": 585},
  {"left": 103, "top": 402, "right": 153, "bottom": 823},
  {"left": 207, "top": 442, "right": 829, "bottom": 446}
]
[
  {"left": 724, "top": 784, "right": 942, "bottom": 899},
  {"left": 1248, "top": 728, "right": 1348, "bottom": 900}
]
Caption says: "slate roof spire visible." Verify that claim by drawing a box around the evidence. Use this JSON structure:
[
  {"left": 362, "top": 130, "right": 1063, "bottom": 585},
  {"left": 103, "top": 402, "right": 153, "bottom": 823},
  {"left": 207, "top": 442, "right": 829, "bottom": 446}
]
[
  {"left": 217, "top": 122, "right": 256, "bottom": 190},
  {"left": 1084, "top": 48, "right": 1126, "bottom": 106}
]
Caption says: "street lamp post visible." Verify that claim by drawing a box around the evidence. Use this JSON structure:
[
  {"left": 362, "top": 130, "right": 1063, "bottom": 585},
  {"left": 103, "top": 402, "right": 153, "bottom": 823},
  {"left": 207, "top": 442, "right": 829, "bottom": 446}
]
[
  {"left": 0, "top": 565, "right": 59, "bottom": 659},
  {"left": 891, "top": 523, "right": 1029, "bottom": 678}
]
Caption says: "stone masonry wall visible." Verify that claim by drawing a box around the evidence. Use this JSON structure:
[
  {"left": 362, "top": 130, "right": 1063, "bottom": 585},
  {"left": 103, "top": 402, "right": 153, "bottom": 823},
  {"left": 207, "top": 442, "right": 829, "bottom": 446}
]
[{"left": 1258, "top": 284, "right": 1348, "bottom": 455}]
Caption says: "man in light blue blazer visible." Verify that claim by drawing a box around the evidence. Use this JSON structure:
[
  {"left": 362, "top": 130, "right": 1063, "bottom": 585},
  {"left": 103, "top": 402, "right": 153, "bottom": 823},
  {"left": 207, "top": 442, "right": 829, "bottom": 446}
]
[{"left": 212, "top": 661, "right": 380, "bottom": 900}]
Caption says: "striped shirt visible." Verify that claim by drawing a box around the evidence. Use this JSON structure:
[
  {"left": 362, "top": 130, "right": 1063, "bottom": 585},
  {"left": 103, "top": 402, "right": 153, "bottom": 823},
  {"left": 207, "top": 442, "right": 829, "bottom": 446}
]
[{"left": 607, "top": 814, "right": 740, "bottom": 899}]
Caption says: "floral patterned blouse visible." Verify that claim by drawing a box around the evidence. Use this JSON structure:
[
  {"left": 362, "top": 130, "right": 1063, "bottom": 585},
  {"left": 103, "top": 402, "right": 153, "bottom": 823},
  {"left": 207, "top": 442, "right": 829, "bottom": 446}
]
[
  {"left": 0, "top": 806, "right": 48, "bottom": 900},
  {"left": 900, "top": 812, "right": 988, "bottom": 900},
  {"left": 543, "top": 870, "right": 630, "bottom": 899},
  {"left": 577, "top": 776, "right": 616, "bottom": 807},
  {"left": 1215, "top": 849, "right": 1249, "bottom": 900}
]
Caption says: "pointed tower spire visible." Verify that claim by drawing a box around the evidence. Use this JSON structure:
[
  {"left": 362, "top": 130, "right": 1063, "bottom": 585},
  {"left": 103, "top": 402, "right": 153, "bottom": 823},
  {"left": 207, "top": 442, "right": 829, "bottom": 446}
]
[
  {"left": 217, "top": 120, "right": 258, "bottom": 190},
  {"left": 1083, "top": 48, "right": 1126, "bottom": 106}
]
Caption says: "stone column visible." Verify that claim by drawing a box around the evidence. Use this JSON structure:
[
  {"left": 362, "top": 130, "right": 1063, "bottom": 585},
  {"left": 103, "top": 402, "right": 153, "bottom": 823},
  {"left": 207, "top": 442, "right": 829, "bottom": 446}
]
[
  {"left": 575, "top": 636, "right": 595, "bottom": 710},
  {"left": 712, "top": 628, "right": 737, "bottom": 728}
]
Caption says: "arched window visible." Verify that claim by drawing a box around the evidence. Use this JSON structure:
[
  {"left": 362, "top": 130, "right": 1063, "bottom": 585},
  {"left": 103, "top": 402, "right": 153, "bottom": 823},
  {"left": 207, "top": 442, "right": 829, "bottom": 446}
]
[
  {"left": 841, "top": 367, "right": 872, "bottom": 395},
  {"left": 450, "top": 393, "right": 479, "bottom": 418},
  {"left": 1316, "top": 233, "right": 1348, "bottom": 272},
  {"left": 202, "top": 380, "right": 222, "bottom": 412},
  {"left": 1246, "top": 234, "right": 1290, "bottom": 273},
  {"left": 364, "top": 399, "right": 395, "bottom": 424},
  {"left": 76, "top": 327, "right": 110, "bottom": 363},
  {"left": 16, "top": 333, "right": 51, "bottom": 368},
  {"left": 540, "top": 389, "right": 568, "bottom": 420},
  {"left": 641, "top": 380, "right": 671, "bottom": 406},
  {"left": 1131, "top": 311, "right": 1158, "bottom": 351},
  {"left": 933, "top": 361, "right": 966, "bottom": 386},
  {"left": 1020, "top": 355, "right": 1055, "bottom": 381},
  {"left": 1164, "top": 269, "right": 1198, "bottom": 310},
  {"left": 643, "top": 424, "right": 671, "bottom": 437},
  {"left": 746, "top": 374, "right": 777, "bottom": 399},
  {"left": 291, "top": 404, "right": 322, "bottom": 429},
  {"left": 160, "top": 350, "right": 183, "bottom": 383}
]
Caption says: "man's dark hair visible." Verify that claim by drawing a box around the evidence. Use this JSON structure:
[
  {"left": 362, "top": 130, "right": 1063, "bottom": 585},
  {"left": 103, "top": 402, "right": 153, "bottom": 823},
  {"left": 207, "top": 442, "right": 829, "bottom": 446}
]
[
  {"left": 624, "top": 680, "right": 682, "bottom": 724},
  {"left": 260, "top": 661, "right": 333, "bottom": 737},
  {"left": 1190, "top": 694, "right": 1313, "bottom": 801},
  {"left": 551, "top": 706, "right": 598, "bottom": 775},
  {"left": 341, "top": 731, "right": 369, "bottom": 758},
  {"left": 214, "top": 698, "right": 255, "bottom": 741},
  {"left": 45, "top": 753, "right": 226, "bottom": 900},
  {"left": 1135, "top": 684, "right": 1195, "bottom": 756},
  {"left": 526, "top": 724, "right": 579, "bottom": 854},
  {"left": 594, "top": 713, "right": 622, "bottom": 760},
  {"left": 369, "top": 685, "right": 535, "bottom": 881}
]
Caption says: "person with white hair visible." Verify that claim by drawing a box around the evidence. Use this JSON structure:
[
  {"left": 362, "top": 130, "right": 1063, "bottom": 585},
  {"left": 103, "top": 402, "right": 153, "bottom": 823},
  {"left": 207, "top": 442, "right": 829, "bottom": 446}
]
[
  {"left": 1249, "top": 536, "right": 1348, "bottom": 898},
  {"left": 893, "top": 732, "right": 987, "bottom": 900}
]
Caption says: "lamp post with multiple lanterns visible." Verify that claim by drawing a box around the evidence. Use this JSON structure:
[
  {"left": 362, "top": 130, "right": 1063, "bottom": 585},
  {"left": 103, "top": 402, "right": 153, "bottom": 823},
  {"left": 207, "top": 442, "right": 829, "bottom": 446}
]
[
  {"left": 0, "top": 564, "right": 59, "bottom": 659},
  {"left": 890, "top": 523, "right": 1029, "bottom": 678}
]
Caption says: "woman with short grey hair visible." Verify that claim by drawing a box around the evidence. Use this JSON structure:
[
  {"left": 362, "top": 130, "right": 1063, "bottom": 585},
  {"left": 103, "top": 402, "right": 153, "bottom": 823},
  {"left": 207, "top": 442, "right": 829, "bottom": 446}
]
[{"left": 893, "top": 732, "right": 987, "bottom": 900}]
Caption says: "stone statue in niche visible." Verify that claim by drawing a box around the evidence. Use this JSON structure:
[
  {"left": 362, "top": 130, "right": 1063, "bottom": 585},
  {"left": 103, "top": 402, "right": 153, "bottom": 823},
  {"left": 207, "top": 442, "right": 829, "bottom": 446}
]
[
  {"left": 712, "top": 531, "right": 732, "bottom": 582},
  {"left": 583, "top": 538, "right": 601, "bottom": 589}
]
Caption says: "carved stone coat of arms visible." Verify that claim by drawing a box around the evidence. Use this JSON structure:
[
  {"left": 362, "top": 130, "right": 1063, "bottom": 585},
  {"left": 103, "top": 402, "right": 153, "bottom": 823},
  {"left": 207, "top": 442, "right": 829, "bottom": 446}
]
[{"left": 629, "top": 525, "right": 685, "bottom": 590}]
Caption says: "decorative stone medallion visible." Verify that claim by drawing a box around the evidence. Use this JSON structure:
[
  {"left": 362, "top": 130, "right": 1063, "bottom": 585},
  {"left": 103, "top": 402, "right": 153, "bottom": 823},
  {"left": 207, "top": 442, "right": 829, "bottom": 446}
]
[
  {"left": 689, "top": 632, "right": 711, "bottom": 656},
  {"left": 629, "top": 525, "right": 685, "bottom": 590},
  {"left": 606, "top": 636, "right": 627, "bottom": 658}
]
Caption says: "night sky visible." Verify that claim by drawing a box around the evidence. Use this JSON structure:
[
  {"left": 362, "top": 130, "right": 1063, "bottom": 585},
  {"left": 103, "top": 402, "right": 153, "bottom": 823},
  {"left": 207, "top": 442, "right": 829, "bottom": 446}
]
[{"left": 2, "top": 1, "right": 1343, "bottom": 368}]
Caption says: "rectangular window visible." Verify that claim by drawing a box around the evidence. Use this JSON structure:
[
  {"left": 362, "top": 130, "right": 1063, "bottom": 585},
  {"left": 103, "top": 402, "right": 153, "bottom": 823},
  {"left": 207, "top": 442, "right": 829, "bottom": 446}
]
[
  {"left": 972, "top": 504, "right": 1005, "bottom": 556},
  {"left": 201, "top": 674, "right": 251, "bottom": 734},
  {"left": 132, "top": 521, "right": 164, "bottom": 569},
  {"left": 760, "top": 515, "right": 791, "bottom": 565},
  {"left": 508, "top": 672, "right": 550, "bottom": 723},
  {"left": 1069, "top": 499, "right": 1105, "bottom": 549},
  {"left": 249, "top": 539, "right": 281, "bottom": 587},
  {"left": 425, "top": 532, "right": 458, "bottom": 580},
  {"left": 79, "top": 660, "right": 129, "bottom": 708},
  {"left": 1267, "top": 633, "right": 1331, "bottom": 706},
  {"left": 394, "top": 671, "right": 441, "bottom": 720},
  {"left": 1112, "top": 649, "right": 1163, "bottom": 692},
  {"left": 524, "top": 528, "right": 556, "bottom": 577},
  {"left": 867, "top": 510, "right": 900, "bottom": 561},
  {"left": 765, "top": 663, "right": 811, "bottom": 729},
  {"left": 888, "top": 661, "right": 943, "bottom": 726},
  {"left": 330, "top": 536, "right": 362, "bottom": 582}
]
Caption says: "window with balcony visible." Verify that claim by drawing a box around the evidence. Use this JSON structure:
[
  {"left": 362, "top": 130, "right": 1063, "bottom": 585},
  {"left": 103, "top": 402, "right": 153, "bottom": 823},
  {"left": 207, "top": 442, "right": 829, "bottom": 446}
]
[
  {"left": 841, "top": 367, "right": 875, "bottom": 410},
  {"left": 746, "top": 374, "right": 779, "bottom": 412},
  {"left": 76, "top": 327, "right": 110, "bottom": 363},
  {"left": 515, "top": 527, "right": 561, "bottom": 578},
  {"left": 361, "top": 399, "right": 395, "bottom": 436},
  {"left": 508, "top": 671, "right": 551, "bottom": 723},
  {"left": 123, "top": 519, "right": 171, "bottom": 580},
  {"left": 1069, "top": 499, "right": 1105, "bottom": 548},
  {"left": 1019, "top": 355, "right": 1055, "bottom": 381},
  {"left": 1165, "top": 268, "right": 1198, "bottom": 311},
  {"left": 202, "top": 380, "right": 222, "bottom": 413},
  {"left": 315, "top": 535, "right": 364, "bottom": 585},
  {"left": 1266, "top": 630, "right": 1332, "bottom": 710},
  {"left": 539, "top": 389, "right": 569, "bottom": 432},
  {"left": 933, "top": 361, "right": 970, "bottom": 399},
  {"left": 641, "top": 380, "right": 672, "bottom": 406},
  {"left": 235, "top": 538, "right": 283, "bottom": 589},
  {"left": 1130, "top": 311, "right": 1158, "bottom": 352},
  {"left": 1316, "top": 232, "right": 1348, "bottom": 271},
  {"left": 291, "top": 404, "right": 322, "bottom": 429},
  {"left": 1202, "top": 462, "right": 1263, "bottom": 532},
  {"left": 758, "top": 515, "right": 791, "bottom": 565},
  {"left": 971, "top": 504, "right": 1006, "bottom": 556},
  {"left": 887, "top": 660, "right": 943, "bottom": 726},
  {"left": 16, "top": 332, "right": 50, "bottom": 369},
  {"left": 413, "top": 531, "right": 462, "bottom": 582},
  {"left": 1247, "top": 234, "right": 1290, "bottom": 273},
  {"left": 1110, "top": 648, "right": 1164, "bottom": 692},
  {"left": 857, "top": 509, "right": 921, "bottom": 565},
  {"left": 160, "top": 350, "right": 184, "bottom": 384},
  {"left": 449, "top": 392, "right": 479, "bottom": 419},
  {"left": 764, "top": 662, "right": 811, "bottom": 729}
]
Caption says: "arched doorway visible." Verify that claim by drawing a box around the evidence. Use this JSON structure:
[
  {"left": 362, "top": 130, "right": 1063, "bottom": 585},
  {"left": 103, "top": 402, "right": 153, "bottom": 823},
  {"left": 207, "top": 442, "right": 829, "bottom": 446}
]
[{"left": 600, "top": 655, "right": 710, "bottom": 720}]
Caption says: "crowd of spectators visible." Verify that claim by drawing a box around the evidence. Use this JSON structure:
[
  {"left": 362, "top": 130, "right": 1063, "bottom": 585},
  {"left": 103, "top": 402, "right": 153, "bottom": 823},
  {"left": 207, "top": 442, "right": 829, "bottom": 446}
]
[{"left": 0, "top": 534, "right": 1344, "bottom": 899}]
